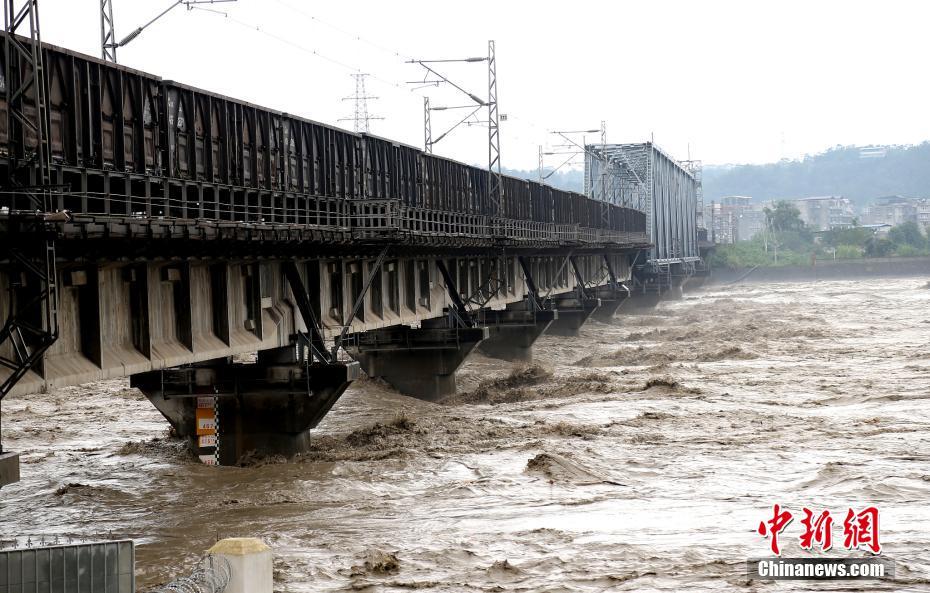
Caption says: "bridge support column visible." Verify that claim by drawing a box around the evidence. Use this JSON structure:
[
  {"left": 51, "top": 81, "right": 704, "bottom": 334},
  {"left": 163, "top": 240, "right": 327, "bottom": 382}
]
[
  {"left": 0, "top": 451, "right": 19, "bottom": 488},
  {"left": 591, "top": 285, "right": 630, "bottom": 321},
  {"left": 664, "top": 264, "right": 691, "bottom": 300},
  {"left": 625, "top": 289, "right": 664, "bottom": 310},
  {"left": 546, "top": 297, "right": 600, "bottom": 336},
  {"left": 347, "top": 325, "right": 489, "bottom": 401},
  {"left": 478, "top": 307, "right": 557, "bottom": 362},
  {"left": 131, "top": 350, "right": 359, "bottom": 465},
  {"left": 627, "top": 266, "right": 669, "bottom": 310}
]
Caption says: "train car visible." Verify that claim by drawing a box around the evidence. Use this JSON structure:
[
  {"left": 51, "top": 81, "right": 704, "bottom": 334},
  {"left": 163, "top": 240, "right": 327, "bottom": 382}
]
[
  {"left": 419, "top": 152, "right": 485, "bottom": 214},
  {"left": 2, "top": 30, "right": 647, "bottom": 241},
  {"left": 10, "top": 35, "right": 163, "bottom": 175},
  {"left": 501, "top": 175, "right": 531, "bottom": 220},
  {"left": 161, "top": 80, "right": 362, "bottom": 201},
  {"left": 359, "top": 133, "right": 419, "bottom": 205}
]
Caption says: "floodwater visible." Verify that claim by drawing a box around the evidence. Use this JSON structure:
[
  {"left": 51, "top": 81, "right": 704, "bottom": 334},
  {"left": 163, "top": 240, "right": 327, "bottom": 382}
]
[{"left": 2, "top": 277, "right": 930, "bottom": 591}]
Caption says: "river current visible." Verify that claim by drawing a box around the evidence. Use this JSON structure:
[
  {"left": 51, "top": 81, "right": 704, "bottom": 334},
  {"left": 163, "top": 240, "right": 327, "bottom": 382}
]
[{"left": 2, "top": 277, "right": 929, "bottom": 591}]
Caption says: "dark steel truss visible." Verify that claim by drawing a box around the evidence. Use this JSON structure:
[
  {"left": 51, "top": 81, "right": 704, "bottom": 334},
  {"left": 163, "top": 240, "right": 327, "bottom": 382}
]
[{"left": 0, "top": 0, "right": 59, "bottom": 401}]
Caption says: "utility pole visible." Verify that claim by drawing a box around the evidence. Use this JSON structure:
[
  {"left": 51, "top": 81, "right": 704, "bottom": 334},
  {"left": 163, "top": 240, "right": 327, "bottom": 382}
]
[
  {"left": 549, "top": 127, "right": 598, "bottom": 193},
  {"left": 487, "top": 40, "right": 502, "bottom": 214},
  {"left": 598, "top": 120, "right": 607, "bottom": 202},
  {"left": 424, "top": 97, "right": 432, "bottom": 153},
  {"left": 538, "top": 145, "right": 544, "bottom": 182},
  {"left": 406, "top": 41, "right": 500, "bottom": 212},
  {"left": 339, "top": 73, "right": 382, "bottom": 134},
  {"left": 100, "top": 0, "right": 116, "bottom": 61},
  {"left": 101, "top": 0, "right": 237, "bottom": 63}
]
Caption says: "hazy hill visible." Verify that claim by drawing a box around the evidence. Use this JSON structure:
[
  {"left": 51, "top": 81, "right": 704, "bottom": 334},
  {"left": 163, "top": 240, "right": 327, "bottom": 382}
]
[
  {"left": 703, "top": 143, "right": 930, "bottom": 207},
  {"left": 503, "top": 143, "right": 930, "bottom": 208}
]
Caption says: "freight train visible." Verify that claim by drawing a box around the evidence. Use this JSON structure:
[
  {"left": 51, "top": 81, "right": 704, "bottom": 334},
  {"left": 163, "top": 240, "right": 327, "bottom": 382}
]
[{"left": 0, "top": 32, "right": 645, "bottom": 240}]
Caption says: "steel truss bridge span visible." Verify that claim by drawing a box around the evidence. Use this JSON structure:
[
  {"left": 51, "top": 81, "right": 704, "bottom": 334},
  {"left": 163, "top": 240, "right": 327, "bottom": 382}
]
[{"left": 0, "top": 30, "right": 670, "bottom": 472}]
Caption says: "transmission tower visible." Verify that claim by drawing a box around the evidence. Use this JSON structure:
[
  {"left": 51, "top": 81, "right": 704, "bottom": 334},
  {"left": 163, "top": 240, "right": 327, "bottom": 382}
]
[{"left": 339, "top": 73, "right": 382, "bottom": 134}]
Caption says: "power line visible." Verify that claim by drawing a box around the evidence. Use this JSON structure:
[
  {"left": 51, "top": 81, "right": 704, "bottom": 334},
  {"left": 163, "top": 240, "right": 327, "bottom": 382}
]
[
  {"left": 253, "top": 1, "right": 565, "bottom": 168},
  {"left": 179, "top": 6, "right": 603, "bottom": 171},
  {"left": 269, "top": 0, "right": 413, "bottom": 61},
  {"left": 101, "top": 0, "right": 238, "bottom": 63}
]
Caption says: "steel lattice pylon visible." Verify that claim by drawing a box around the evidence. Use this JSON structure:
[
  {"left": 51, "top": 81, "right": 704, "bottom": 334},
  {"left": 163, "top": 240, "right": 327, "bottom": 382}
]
[
  {"left": 100, "top": 0, "right": 116, "bottom": 61},
  {"left": 487, "top": 40, "right": 501, "bottom": 215},
  {"left": 423, "top": 96, "right": 432, "bottom": 153},
  {"left": 0, "top": 0, "right": 59, "bottom": 403},
  {"left": 339, "top": 72, "right": 381, "bottom": 134}
]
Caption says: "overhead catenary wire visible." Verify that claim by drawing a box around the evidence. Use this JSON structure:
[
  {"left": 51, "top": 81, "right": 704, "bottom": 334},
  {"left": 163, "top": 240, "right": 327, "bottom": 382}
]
[
  {"left": 188, "top": 4, "right": 584, "bottom": 171},
  {"left": 268, "top": 0, "right": 414, "bottom": 61},
  {"left": 227, "top": 3, "right": 561, "bottom": 155}
]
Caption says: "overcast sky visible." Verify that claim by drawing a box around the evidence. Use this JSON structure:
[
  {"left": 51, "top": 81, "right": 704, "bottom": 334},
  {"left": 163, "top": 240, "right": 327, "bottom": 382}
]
[{"left": 40, "top": 0, "right": 930, "bottom": 170}]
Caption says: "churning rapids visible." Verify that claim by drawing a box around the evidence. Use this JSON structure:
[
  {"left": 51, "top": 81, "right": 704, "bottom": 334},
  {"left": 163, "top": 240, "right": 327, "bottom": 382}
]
[{"left": 3, "top": 278, "right": 930, "bottom": 591}]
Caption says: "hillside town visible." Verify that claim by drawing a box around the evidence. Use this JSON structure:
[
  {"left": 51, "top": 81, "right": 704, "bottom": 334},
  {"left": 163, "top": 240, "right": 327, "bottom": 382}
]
[{"left": 706, "top": 194, "right": 930, "bottom": 243}]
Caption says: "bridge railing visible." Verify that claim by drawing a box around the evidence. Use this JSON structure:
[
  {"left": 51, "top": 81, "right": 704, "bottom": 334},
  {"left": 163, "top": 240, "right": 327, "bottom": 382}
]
[
  {"left": 6, "top": 186, "right": 354, "bottom": 232},
  {"left": 402, "top": 206, "right": 490, "bottom": 238},
  {"left": 348, "top": 200, "right": 648, "bottom": 246}
]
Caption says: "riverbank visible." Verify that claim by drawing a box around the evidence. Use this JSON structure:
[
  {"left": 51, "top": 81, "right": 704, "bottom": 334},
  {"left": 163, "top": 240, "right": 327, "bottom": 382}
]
[{"left": 707, "top": 255, "right": 930, "bottom": 284}]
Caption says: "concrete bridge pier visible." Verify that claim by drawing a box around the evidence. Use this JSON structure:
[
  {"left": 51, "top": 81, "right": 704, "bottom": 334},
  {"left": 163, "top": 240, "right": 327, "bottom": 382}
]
[
  {"left": 665, "top": 268, "right": 692, "bottom": 300},
  {"left": 0, "top": 451, "right": 19, "bottom": 488},
  {"left": 591, "top": 285, "right": 630, "bottom": 321},
  {"left": 347, "top": 324, "right": 489, "bottom": 401},
  {"left": 664, "top": 281, "right": 685, "bottom": 300},
  {"left": 625, "top": 288, "right": 664, "bottom": 310},
  {"left": 477, "top": 305, "right": 558, "bottom": 362},
  {"left": 131, "top": 349, "right": 359, "bottom": 465},
  {"left": 546, "top": 296, "right": 600, "bottom": 336}
]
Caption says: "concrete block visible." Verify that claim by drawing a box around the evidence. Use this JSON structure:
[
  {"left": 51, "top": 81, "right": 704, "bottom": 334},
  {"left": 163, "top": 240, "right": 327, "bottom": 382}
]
[{"left": 208, "top": 538, "right": 272, "bottom": 593}]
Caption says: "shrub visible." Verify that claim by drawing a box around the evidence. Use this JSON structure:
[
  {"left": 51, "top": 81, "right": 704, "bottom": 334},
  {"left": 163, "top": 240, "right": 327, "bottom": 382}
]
[{"left": 834, "top": 244, "right": 863, "bottom": 259}]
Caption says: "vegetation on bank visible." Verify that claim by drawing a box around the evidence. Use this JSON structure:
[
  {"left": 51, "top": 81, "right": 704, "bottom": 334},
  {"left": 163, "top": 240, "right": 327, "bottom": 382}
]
[{"left": 709, "top": 201, "right": 930, "bottom": 268}]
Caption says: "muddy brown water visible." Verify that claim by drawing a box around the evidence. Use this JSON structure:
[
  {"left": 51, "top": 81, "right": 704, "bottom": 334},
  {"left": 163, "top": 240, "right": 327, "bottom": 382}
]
[{"left": 2, "top": 278, "right": 930, "bottom": 591}]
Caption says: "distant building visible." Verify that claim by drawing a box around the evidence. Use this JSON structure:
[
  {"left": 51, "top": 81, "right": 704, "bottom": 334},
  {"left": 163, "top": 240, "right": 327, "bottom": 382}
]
[
  {"left": 706, "top": 196, "right": 766, "bottom": 243},
  {"left": 859, "top": 146, "right": 887, "bottom": 159},
  {"left": 705, "top": 202, "right": 730, "bottom": 244},
  {"left": 737, "top": 206, "right": 767, "bottom": 241},
  {"left": 863, "top": 195, "right": 918, "bottom": 227},
  {"left": 914, "top": 199, "right": 930, "bottom": 231},
  {"left": 790, "top": 196, "right": 855, "bottom": 231}
]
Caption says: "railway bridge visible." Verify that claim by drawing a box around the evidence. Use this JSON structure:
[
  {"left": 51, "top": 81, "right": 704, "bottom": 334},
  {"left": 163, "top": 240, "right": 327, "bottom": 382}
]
[{"left": 0, "top": 30, "right": 701, "bottom": 479}]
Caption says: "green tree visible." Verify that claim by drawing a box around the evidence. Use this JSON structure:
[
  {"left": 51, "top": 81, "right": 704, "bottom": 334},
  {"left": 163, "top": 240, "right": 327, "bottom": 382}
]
[
  {"left": 888, "top": 221, "right": 926, "bottom": 249},
  {"left": 822, "top": 225, "right": 872, "bottom": 249},
  {"left": 866, "top": 237, "right": 894, "bottom": 257},
  {"left": 764, "top": 200, "right": 806, "bottom": 233}
]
